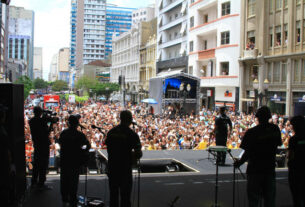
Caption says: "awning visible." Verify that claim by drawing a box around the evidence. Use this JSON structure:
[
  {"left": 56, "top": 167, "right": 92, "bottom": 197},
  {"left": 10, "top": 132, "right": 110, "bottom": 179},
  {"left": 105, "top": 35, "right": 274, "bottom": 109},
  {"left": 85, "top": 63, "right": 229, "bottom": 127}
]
[
  {"left": 158, "top": 15, "right": 163, "bottom": 27},
  {"left": 180, "top": 21, "right": 187, "bottom": 35},
  {"left": 181, "top": 1, "right": 187, "bottom": 14},
  {"left": 158, "top": 0, "right": 163, "bottom": 9}
]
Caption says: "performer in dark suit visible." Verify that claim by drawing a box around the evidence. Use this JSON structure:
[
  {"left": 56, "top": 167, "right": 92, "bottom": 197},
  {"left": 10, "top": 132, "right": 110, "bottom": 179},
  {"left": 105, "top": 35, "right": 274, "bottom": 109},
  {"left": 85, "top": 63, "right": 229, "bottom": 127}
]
[
  {"left": 214, "top": 106, "right": 232, "bottom": 165},
  {"left": 59, "top": 115, "right": 90, "bottom": 207},
  {"left": 106, "top": 110, "right": 142, "bottom": 207}
]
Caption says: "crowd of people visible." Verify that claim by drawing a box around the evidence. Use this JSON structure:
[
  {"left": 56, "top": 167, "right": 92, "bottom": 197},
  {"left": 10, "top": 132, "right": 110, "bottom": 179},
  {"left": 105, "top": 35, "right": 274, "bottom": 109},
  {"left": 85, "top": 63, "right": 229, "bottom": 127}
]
[{"left": 23, "top": 99, "right": 293, "bottom": 171}]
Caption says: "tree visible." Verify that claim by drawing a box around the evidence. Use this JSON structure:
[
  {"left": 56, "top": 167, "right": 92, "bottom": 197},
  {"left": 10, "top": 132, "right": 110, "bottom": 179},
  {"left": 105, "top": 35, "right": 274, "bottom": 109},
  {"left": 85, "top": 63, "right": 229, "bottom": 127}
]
[
  {"left": 75, "top": 76, "right": 96, "bottom": 95},
  {"left": 93, "top": 82, "right": 120, "bottom": 100},
  {"left": 14, "top": 75, "right": 33, "bottom": 100},
  {"left": 33, "top": 78, "right": 48, "bottom": 89},
  {"left": 52, "top": 80, "right": 68, "bottom": 91}
]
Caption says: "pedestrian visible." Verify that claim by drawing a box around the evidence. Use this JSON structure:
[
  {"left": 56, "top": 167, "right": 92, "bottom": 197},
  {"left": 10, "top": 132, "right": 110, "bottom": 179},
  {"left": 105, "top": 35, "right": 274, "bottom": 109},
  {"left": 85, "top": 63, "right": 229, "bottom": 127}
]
[
  {"left": 213, "top": 106, "right": 232, "bottom": 165},
  {"left": 106, "top": 110, "right": 142, "bottom": 207},
  {"left": 287, "top": 115, "right": 305, "bottom": 207},
  {"left": 59, "top": 115, "right": 90, "bottom": 207},
  {"left": 234, "top": 106, "right": 282, "bottom": 207},
  {"left": 29, "top": 106, "right": 51, "bottom": 190}
]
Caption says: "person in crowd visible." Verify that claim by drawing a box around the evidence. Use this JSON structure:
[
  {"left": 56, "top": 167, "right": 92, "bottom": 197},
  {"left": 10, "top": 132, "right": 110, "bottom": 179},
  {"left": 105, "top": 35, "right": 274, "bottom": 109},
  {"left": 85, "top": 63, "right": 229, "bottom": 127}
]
[
  {"left": 287, "top": 115, "right": 305, "bottom": 207},
  {"left": 234, "top": 106, "right": 282, "bottom": 207},
  {"left": 213, "top": 106, "right": 232, "bottom": 165},
  {"left": 59, "top": 115, "right": 91, "bottom": 207},
  {"left": 29, "top": 106, "right": 51, "bottom": 190},
  {"left": 106, "top": 110, "right": 142, "bottom": 207}
]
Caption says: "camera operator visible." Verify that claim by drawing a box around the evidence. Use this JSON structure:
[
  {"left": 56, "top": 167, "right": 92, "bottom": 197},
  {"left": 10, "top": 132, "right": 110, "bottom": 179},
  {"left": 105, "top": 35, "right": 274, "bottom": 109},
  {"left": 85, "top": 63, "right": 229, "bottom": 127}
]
[
  {"left": 234, "top": 106, "right": 282, "bottom": 207},
  {"left": 59, "top": 115, "right": 90, "bottom": 207},
  {"left": 106, "top": 110, "right": 142, "bottom": 207},
  {"left": 29, "top": 106, "right": 52, "bottom": 190}
]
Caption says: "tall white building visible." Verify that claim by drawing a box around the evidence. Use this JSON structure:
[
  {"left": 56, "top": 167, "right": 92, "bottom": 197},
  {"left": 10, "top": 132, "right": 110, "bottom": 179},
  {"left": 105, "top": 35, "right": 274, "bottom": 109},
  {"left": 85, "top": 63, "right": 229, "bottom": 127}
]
[
  {"left": 156, "top": 0, "right": 188, "bottom": 74},
  {"left": 132, "top": 6, "right": 155, "bottom": 25},
  {"left": 33, "top": 47, "right": 43, "bottom": 79},
  {"left": 48, "top": 54, "right": 58, "bottom": 82},
  {"left": 188, "top": 0, "right": 240, "bottom": 110}
]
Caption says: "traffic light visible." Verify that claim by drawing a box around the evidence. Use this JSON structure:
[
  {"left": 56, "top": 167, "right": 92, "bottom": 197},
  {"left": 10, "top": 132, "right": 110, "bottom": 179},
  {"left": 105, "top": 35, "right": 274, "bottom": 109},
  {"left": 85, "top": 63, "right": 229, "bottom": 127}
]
[{"left": 118, "top": 75, "right": 122, "bottom": 85}]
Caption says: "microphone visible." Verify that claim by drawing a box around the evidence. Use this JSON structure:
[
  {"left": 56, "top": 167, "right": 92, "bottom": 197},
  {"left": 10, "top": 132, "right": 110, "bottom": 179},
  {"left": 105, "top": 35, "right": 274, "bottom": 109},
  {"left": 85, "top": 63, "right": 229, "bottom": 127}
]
[{"left": 131, "top": 121, "right": 137, "bottom": 126}]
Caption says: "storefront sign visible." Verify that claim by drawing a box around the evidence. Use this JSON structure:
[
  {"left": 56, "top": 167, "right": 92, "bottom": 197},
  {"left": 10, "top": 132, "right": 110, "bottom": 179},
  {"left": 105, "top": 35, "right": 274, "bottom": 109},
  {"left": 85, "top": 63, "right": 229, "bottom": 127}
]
[{"left": 270, "top": 94, "right": 281, "bottom": 101}]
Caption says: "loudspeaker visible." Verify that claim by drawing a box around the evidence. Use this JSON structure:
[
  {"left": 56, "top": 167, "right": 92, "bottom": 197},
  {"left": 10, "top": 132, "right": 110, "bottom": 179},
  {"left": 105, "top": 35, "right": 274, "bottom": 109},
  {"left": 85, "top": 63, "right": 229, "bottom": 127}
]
[{"left": 0, "top": 83, "right": 25, "bottom": 201}]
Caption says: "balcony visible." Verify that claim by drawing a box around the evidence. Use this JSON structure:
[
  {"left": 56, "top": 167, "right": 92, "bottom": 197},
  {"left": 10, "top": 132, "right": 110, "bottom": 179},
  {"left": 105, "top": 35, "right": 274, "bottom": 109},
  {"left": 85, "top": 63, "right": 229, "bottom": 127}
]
[
  {"left": 189, "top": 0, "right": 216, "bottom": 10},
  {"left": 243, "top": 48, "right": 258, "bottom": 59},
  {"left": 160, "top": 15, "right": 186, "bottom": 31},
  {"left": 156, "top": 56, "right": 188, "bottom": 73},
  {"left": 200, "top": 75, "right": 239, "bottom": 87},
  {"left": 160, "top": 0, "right": 183, "bottom": 13},
  {"left": 160, "top": 35, "right": 187, "bottom": 49},
  {"left": 198, "top": 48, "right": 215, "bottom": 60}
]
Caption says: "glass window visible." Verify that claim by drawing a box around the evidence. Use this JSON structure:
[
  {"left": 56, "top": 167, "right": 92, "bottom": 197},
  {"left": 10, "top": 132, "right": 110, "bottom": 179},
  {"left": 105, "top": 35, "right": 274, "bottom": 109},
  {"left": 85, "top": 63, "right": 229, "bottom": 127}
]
[
  {"left": 221, "top": 2, "right": 231, "bottom": 16},
  {"left": 269, "top": 0, "right": 273, "bottom": 12},
  {"left": 251, "top": 65, "right": 258, "bottom": 81},
  {"left": 303, "top": 21, "right": 305, "bottom": 42},
  {"left": 190, "top": 16, "right": 194, "bottom": 28},
  {"left": 189, "top": 41, "right": 194, "bottom": 52},
  {"left": 269, "top": 27, "right": 273, "bottom": 47},
  {"left": 220, "top": 62, "right": 229, "bottom": 75},
  {"left": 282, "top": 62, "right": 287, "bottom": 82},
  {"left": 284, "top": 0, "right": 288, "bottom": 8},
  {"left": 248, "top": 0, "right": 256, "bottom": 17},
  {"left": 275, "top": 25, "right": 281, "bottom": 46},
  {"left": 247, "top": 30, "right": 256, "bottom": 49},
  {"left": 273, "top": 62, "right": 280, "bottom": 82},
  {"left": 221, "top": 31, "right": 230, "bottom": 45},
  {"left": 297, "top": 0, "right": 301, "bottom": 4},
  {"left": 276, "top": 0, "right": 282, "bottom": 10},
  {"left": 268, "top": 63, "right": 272, "bottom": 82},
  {"left": 296, "top": 21, "right": 301, "bottom": 43},
  {"left": 284, "top": 24, "right": 288, "bottom": 45},
  {"left": 188, "top": 66, "right": 193, "bottom": 75}
]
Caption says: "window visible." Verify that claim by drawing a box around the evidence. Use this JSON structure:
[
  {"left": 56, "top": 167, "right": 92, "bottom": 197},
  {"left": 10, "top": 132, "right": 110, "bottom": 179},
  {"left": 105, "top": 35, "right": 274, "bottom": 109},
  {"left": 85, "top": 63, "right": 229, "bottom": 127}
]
[
  {"left": 204, "top": 15, "right": 208, "bottom": 23},
  {"left": 282, "top": 62, "right": 287, "bottom": 82},
  {"left": 297, "top": 0, "right": 301, "bottom": 4},
  {"left": 247, "top": 30, "right": 255, "bottom": 49},
  {"left": 284, "top": 24, "right": 288, "bottom": 45},
  {"left": 303, "top": 21, "right": 305, "bottom": 42},
  {"left": 191, "top": 0, "right": 195, "bottom": 3},
  {"left": 169, "top": 33, "right": 172, "bottom": 40},
  {"left": 269, "top": 27, "right": 273, "bottom": 47},
  {"left": 220, "top": 62, "right": 229, "bottom": 75},
  {"left": 302, "top": 59, "right": 305, "bottom": 82},
  {"left": 284, "top": 0, "right": 288, "bottom": 8},
  {"left": 269, "top": 0, "right": 273, "bottom": 12},
  {"left": 221, "top": 31, "right": 230, "bottom": 45},
  {"left": 188, "top": 66, "right": 193, "bottom": 75},
  {"left": 204, "top": 40, "right": 207, "bottom": 50},
  {"left": 276, "top": 0, "right": 282, "bottom": 10},
  {"left": 190, "top": 41, "right": 194, "bottom": 52},
  {"left": 251, "top": 65, "right": 258, "bottom": 81},
  {"left": 296, "top": 21, "right": 301, "bottom": 43},
  {"left": 275, "top": 26, "right": 281, "bottom": 46},
  {"left": 273, "top": 62, "right": 280, "bottom": 82},
  {"left": 221, "top": 2, "right": 230, "bottom": 16},
  {"left": 175, "top": 13, "right": 178, "bottom": 19},
  {"left": 190, "top": 16, "right": 194, "bottom": 28},
  {"left": 267, "top": 63, "right": 272, "bottom": 81},
  {"left": 248, "top": 0, "right": 256, "bottom": 17}
]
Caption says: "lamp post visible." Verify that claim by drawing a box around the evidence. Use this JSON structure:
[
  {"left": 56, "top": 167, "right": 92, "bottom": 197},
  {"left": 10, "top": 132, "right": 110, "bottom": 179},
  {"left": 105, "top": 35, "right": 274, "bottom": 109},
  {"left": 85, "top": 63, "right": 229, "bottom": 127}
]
[
  {"left": 252, "top": 78, "right": 269, "bottom": 109},
  {"left": 179, "top": 83, "right": 191, "bottom": 115}
]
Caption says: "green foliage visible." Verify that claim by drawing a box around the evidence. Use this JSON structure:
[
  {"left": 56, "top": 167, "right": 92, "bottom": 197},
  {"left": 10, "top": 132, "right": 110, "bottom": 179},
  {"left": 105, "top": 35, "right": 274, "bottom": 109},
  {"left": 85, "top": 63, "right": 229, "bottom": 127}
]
[
  {"left": 33, "top": 78, "right": 48, "bottom": 89},
  {"left": 75, "top": 76, "right": 96, "bottom": 93},
  {"left": 52, "top": 80, "right": 68, "bottom": 91},
  {"left": 92, "top": 82, "right": 120, "bottom": 100},
  {"left": 14, "top": 75, "right": 33, "bottom": 100},
  {"left": 64, "top": 94, "right": 89, "bottom": 103}
]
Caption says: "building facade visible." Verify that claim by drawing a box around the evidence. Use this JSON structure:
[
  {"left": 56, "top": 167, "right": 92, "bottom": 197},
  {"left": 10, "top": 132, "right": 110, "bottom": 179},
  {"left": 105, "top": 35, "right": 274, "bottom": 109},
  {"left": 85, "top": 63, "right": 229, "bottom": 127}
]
[
  {"left": 58, "top": 47, "right": 70, "bottom": 83},
  {"left": 48, "top": 53, "right": 58, "bottom": 82},
  {"left": 111, "top": 20, "right": 157, "bottom": 102},
  {"left": 8, "top": 6, "right": 34, "bottom": 79},
  {"left": 105, "top": 4, "right": 136, "bottom": 59},
  {"left": 156, "top": 0, "right": 189, "bottom": 75},
  {"left": 0, "top": 2, "right": 9, "bottom": 82},
  {"left": 132, "top": 6, "right": 155, "bottom": 25},
  {"left": 72, "top": 0, "right": 106, "bottom": 69},
  {"left": 188, "top": 0, "right": 241, "bottom": 110},
  {"left": 239, "top": 0, "right": 305, "bottom": 116},
  {"left": 33, "top": 47, "right": 42, "bottom": 79}
]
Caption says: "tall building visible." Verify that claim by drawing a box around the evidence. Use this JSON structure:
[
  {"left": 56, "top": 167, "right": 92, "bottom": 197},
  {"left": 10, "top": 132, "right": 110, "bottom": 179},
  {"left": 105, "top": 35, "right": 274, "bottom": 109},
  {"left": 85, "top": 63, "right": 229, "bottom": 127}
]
[
  {"left": 8, "top": 6, "right": 34, "bottom": 79},
  {"left": 33, "top": 47, "right": 43, "bottom": 79},
  {"left": 188, "top": 0, "right": 241, "bottom": 110},
  {"left": 156, "top": 0, "right": 188, "bottom": 74},
  {"left": 70, "top": 0, "right": 107, "bottom": 69},
  {"left": 48, "top": 53, "right": 58, "bottom": 82},
  {"left": 105, "top": 4, "right": 136, "bottom": 59},
  {"left": 58, "top": 47, "right": 70, "bottom": 83},
  {"left": 132, "top": 6, "right": 155, "bottom": 25},
  {"left": 239, "top": 0, "right": 305, "bottom": 116},
  {"left": 111, "top": 20, "right": 157, "bottom": 102},
  {"left": 0, "top": 2, "right": 9, "bottom": 82}
]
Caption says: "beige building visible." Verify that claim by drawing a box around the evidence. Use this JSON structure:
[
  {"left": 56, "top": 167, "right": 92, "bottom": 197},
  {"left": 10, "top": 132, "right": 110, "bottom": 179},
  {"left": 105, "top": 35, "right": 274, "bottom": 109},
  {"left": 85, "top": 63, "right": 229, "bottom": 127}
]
[
  {"left": 33, "top": 47, "right": 43, "bottom": 79},
  {"left": 77, "top": 60, "right": 111, "bottom": 82},
  {"left": 239, "top": 0, "right": 305, "bottom": 116},
  {"left": 57, "top": 47, "right": 70, "bottom": 82},
  {"left": 139, "top": 34, "right": 157, "bottom": 100}
]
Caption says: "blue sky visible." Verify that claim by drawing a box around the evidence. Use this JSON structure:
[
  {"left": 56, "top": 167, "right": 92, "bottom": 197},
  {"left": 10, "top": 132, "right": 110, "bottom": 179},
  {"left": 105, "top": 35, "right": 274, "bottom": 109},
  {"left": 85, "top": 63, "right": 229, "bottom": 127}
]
[{"left": 11, "top": 0, "right": 155, "bottom": 80}]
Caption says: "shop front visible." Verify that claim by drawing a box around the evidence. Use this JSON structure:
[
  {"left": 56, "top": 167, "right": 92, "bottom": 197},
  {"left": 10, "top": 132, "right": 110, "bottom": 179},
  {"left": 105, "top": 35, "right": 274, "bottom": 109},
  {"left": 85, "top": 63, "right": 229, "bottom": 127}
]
[{"left": 214, "top": 87, "right": 238, "bottom": 112}]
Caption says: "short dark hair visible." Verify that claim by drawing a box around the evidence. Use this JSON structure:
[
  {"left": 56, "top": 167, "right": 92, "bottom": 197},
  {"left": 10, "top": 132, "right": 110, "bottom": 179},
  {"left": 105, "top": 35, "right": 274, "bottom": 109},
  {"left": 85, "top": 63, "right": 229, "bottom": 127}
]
[
  {"left": 290, "top": 115, "right": 305, "bottom": 134},
  {"left": 33, "top": 106, "right": 42, "bottom": 116},
  {"left": 255, "top": 106, "right": 271, "bottom": 123},
  {"left": 120, "top": 110, "right": 132, "bottom": 124},
  {"left": 219, "top": 107, "right": 226, "bottom": 114},
  {"left": 68, "top": 115, "right": 79, "bottom": 127}
]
